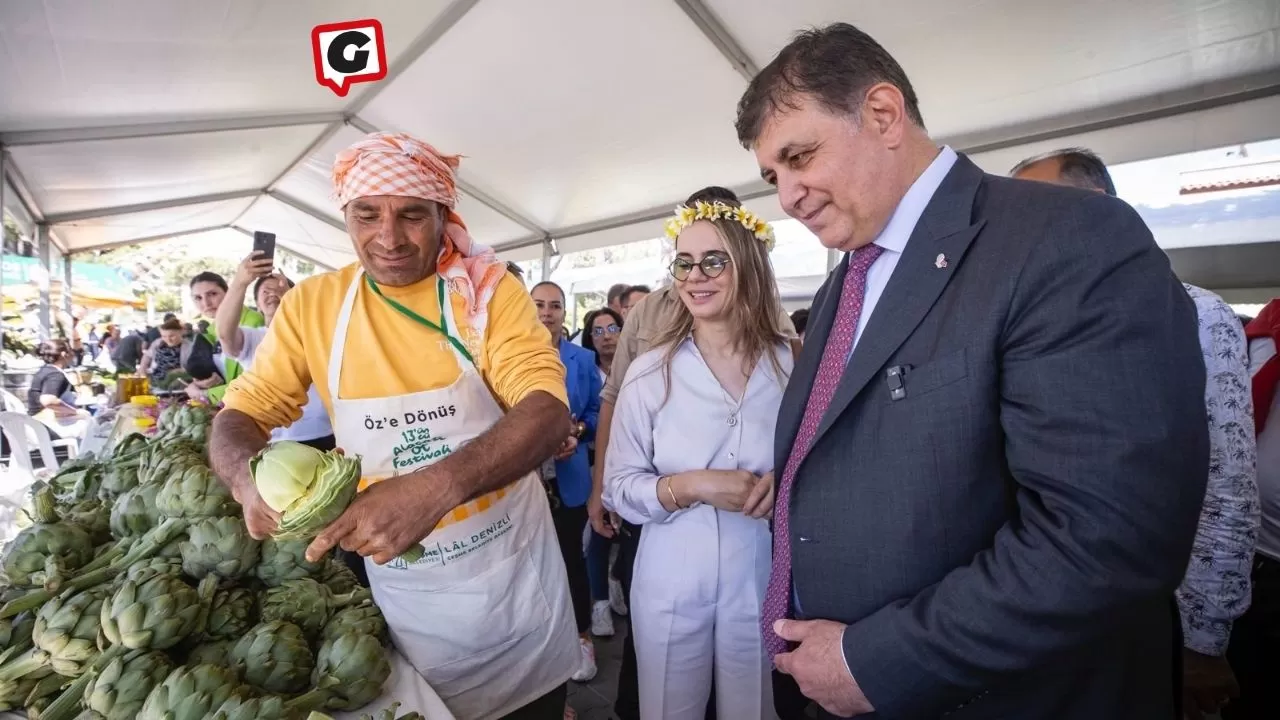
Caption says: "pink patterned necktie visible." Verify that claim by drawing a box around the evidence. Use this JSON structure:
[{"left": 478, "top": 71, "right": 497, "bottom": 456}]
[{"left": 762, "top": 243, "right": 884, "bottom": 660}]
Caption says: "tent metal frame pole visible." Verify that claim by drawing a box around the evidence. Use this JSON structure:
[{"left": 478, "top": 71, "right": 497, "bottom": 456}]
[
  {"left": 35, "top": 224, "right": 52, "bottom": 340},
  {"left": 62, "top": 251, "right": 73, "bottom": 317},
  {"left": 0, "top": 146, "right": 6, "bottom": 357},
  {"left": 672, "top": 0, "right": 759, "bottom": 81},
  {"left": 346, "top": 115, "right": 552, "bottom": 239},
  {"left": 264, "top": 190, "right": 348, "bottom": 233},
  {"left": 44, "top": 188, "right": 262, "bottom": 225},
  {"left": 343, "top": 0, "right": 484, "bottom": 117},
  {"left": 0, "top": 112, "right": 346, "bottom": 147},
  {"left": 66, "top": 224, "right": 232, "bottom": 255},
  {"left": 540, "top": 240, "right": 552, "bottom": 282},
  {"left": 490, "top": 72, "right": 1280, "bottom": 255}
]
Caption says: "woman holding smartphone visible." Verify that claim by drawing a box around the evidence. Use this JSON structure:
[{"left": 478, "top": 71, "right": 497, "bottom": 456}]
[{"left": 215, "top": 251, "right": 335, "bottom": 451}]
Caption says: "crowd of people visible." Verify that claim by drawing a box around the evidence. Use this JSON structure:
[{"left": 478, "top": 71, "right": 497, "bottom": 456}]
[{"left": 12, "top": 18, "right": 1272, "bottom": 720}]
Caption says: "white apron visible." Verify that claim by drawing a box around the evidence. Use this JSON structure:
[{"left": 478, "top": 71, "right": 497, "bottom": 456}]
[{"left": 327, "top": 271, "right": 579, "bottom": 720}]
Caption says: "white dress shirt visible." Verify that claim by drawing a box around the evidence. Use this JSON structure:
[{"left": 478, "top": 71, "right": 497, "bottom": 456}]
[{"left": 846, "top": 146, "right": 959, "bottom": 360}]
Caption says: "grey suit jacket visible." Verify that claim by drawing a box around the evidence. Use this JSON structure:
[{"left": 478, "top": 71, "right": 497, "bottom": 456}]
[{"left": 778, "top": 154, "right": 1208, "bottom": 719}]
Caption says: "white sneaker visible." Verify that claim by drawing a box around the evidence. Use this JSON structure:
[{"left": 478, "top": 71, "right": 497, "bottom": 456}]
[
  {"left": 571, "top": 637, "right": 597, "bottom": 682},
  {"left": 609, "top": 577, "right": 629, "bottom": 617},
  {"left": 591, "top": 600, "right": 615, "bottom": 637}
]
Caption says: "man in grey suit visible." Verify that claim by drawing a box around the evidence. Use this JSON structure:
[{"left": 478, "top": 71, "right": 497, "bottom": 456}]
[{"left": 738, "top": 24, "right": 1210, "bottom": 719}]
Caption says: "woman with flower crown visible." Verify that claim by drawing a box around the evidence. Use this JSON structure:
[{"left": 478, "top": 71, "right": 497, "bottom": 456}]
[{"left": 604, "top": 186, "right": 791, "bottom": 719}]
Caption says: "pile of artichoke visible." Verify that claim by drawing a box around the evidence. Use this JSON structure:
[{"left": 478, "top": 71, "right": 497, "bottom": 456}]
[
  {"left": 0, "top": 410, "right": 402, "bottom": 719},
  {"left": 156, "top": 402, "right": 215, "bottom": 445}
]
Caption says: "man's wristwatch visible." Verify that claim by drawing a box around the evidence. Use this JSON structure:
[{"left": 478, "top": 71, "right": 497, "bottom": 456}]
[{"left": 571, "top": 421, "right": 586, "bottom": 439}]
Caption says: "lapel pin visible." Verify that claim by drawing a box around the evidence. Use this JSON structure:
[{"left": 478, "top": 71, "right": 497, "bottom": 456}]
[{"left": 935, "top": 253, "right": 949, "bottom": 269}]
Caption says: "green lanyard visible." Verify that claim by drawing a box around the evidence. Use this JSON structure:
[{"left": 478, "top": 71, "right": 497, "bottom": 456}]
[{"left": 365, "top": 274, "right": 475, "bottom": 366}]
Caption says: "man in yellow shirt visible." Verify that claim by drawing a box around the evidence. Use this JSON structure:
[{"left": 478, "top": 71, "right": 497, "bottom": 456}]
[{"left": 209, "top": 132, "right": 579, "bottom": 720}]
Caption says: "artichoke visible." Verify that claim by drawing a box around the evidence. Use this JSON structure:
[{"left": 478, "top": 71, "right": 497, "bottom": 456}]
[
  {"left": 98, "top": 458, "right": 142, "bottom": 501},
  {"left": 137, "top": 664, "right": 244, "bottom": 720},
  {"left": 109, "top": 483, "right": 162, "bottom": 539},
  {"left": 251, "top": 442, "right": 362, "bottom": 538},
  {"left": 111, "top": 433, "right": 149, "bottom": 461},
  {"left": 0, "top": 675, "right": 41, "bottom": 712},
  {"left": 260, "top": 578, "right": 368, "bottom": 641},
  {"left": 287, "top": 631, "right": 390, "bottom": 713},
  {"left": 137, "top": 442, "right": 204, "bottom": 488},
  {"left": 31, "top": 586, "right": 109, "bottom": 677},
  {"left": 179, "top": 517, "right": 260, "bottom": 582},
  {"left": 230, "top": 620, "right": 314, "bottom": 694},
  {"left": 318, "top": 558, "right": 363, "bottom": 594},
  {"left": 51, "top": 463, "right": 103, "bottom": 505},
  {"left": 61, "top": 500, "right": 113, "bottom": 545},
  {"left": 322, "top": 601, "right": 386, "bottom": 643},
  {"left": 156, "top": 464, "right": 237, "bottom": 520},
  {"left": 0, "top": 611, "right": 34, "bottom": 657},
  {"left": 0, "top": 586, "right": 107, "bottom": 681},
  {"left": 156, "top": 405, "right": 214, "bottom": 446},
  {"left": 120, "top": 557, "right": 184, "bottom": 585},
  {"left": 1, "top": 486, "right": 95, "bottom": 589},
  {"left": 256, "top": 537, "right": 323, "bottom": 587},
  {"left": 21, "top": 671, "right": 70, "bottom": 714},
  {"left": 209, "top": 693, "right": 293, "bottom": 720},
  {"left": 100, "top": 571, "right": 203, "bottom": 650},
  {"left": 206, "top": 588, "right": 256, "bottom": 641},
  {"left": 183, "top": 639, "right": 232, "bottom": 667},
  {"left": 83, "top": 648, "right": 172, "bottom": 720}
]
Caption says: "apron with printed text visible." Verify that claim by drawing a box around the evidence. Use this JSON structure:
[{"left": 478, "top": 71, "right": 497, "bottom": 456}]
[{"left": 327, "top": 271, "right": 578, "bottom": 720}]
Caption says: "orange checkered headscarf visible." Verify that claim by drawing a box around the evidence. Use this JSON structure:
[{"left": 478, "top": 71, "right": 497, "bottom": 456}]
[{"left": 332, "top": 132, "right": 506, "bottom": 337}]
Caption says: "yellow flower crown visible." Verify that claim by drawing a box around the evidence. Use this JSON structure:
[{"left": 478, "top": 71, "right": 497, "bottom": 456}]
[{"left": 663, "top": 201, "right": 776, "bottom": 251}]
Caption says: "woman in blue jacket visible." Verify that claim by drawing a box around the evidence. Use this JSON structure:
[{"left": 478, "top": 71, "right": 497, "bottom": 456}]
[{"left": 532, "top": 281, "right": 603, "bottom": 687}]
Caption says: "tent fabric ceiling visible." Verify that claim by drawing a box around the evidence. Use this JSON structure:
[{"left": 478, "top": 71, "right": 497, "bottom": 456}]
[{"left": 1, "top": 0, "right": 1278, "bottom": 270}]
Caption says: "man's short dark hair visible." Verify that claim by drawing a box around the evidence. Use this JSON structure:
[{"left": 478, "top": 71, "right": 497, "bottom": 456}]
[
  {"left": 1011, "top": 148, "right": 1117, "bottom": 197},
  {"left": 189, "top": 271, "right": 228, "bottom": 291},
  {"left": 736, "top": 22, "right": 925, "bottom": 148},
  {"left": 790, "top": 308, "right": 810, "bottom": 336},
  {"left": 606, "top": 283, "right": 630, "bottom": 306},
  {"left": 623, "top": 285, "right": 652, "bottom": 305}
]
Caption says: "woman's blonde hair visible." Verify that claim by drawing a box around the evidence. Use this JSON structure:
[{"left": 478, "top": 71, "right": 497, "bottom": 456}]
[{"left": 650, "top": 186, "right": 789, "bottom": 394}]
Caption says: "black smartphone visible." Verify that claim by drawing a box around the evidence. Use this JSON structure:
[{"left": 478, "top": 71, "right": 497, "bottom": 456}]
[{"left": 252, "top": 231, "right": 277, "bottom": 261}]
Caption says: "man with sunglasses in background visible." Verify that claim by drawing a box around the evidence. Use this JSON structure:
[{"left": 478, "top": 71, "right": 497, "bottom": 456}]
[{"left": 587, "top": 187, "right": 799, "bottom": 720}]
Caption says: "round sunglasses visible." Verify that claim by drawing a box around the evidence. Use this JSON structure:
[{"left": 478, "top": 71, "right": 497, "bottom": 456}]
[{"left": 669, "top": 255, "right": 731, "bottom": 281}]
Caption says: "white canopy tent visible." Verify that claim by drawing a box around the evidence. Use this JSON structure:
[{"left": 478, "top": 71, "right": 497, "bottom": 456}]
[{"left": 2, "top": 0, "right": 1278, "bottom": 286}]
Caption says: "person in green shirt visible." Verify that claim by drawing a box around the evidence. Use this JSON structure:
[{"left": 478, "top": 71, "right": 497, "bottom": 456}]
[{"left": 188, "top": 271, "right": 266, "bottom": 404}]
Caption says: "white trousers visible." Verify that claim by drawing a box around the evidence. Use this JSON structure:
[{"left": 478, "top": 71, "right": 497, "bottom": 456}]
[{"left": 631, "top": 505, "right": 778, "bottom": 720}]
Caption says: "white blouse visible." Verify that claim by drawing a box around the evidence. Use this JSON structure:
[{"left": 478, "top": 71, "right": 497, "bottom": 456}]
[{"left": 604, "top": 338, "right": 793, "bottom": 524}]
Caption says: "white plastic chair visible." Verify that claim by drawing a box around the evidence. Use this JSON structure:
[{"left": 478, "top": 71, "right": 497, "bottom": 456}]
[
  {"left": 0, "top": 389, "right": 25, "bottom": 414},
  {"left": 1, "top": 388, "right": 82, "bottom": 457},
  {"left": 0, "top": 411, "right": 61, "bottom": 476}
]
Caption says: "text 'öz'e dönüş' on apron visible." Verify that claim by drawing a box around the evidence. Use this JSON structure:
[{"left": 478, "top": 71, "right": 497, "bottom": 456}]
[{"left": 327, "top": 270, "right": 578, "bottom": 720}]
